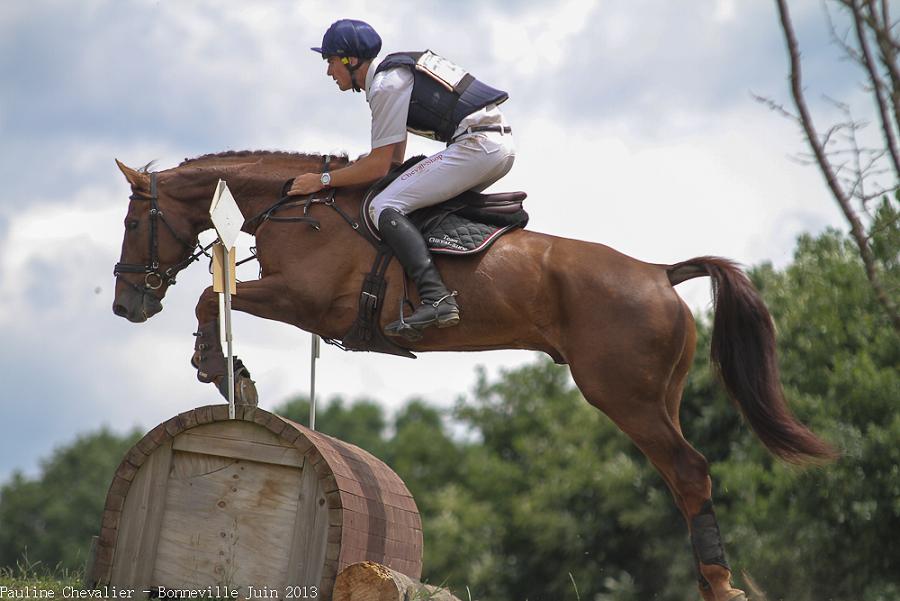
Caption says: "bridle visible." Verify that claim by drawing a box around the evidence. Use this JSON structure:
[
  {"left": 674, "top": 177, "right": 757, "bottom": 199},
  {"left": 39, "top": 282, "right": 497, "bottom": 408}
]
[{"left": 113, "top": 172, "right": 214, "bottom": 294}]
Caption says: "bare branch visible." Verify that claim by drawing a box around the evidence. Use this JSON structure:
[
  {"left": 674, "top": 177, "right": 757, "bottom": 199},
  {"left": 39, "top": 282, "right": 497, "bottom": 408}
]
[
  {"left": 826, "top": 1, "right": 864, "bottom": 64},
  {"left": 859, "top": 151, "right": 889, "bottom": 175},
  {"left": 865, "top": 1, "right": 900, "bottom": 137},
  {"left": 786, "top": 153, "right": 818, "bottom": 167},
  {"left": 774, "top": 0, "right": 900, "bottom": 332},
  {"left": 751, "top": 92, "right": 800, "bottom": 121},
  {"left": 858, "top": 183, "right": 896, "bottom": 204},
  {"left": 819, "top": 147, "right": 884, "bottom": 159},
  {"left": 850, "top": 0, "right": 900, "bottom": 174},
  {"left": 830, "top": 159, "right": 852, "bottom": 178},
  {"left": 821, "top": 122, "right": 848, "bottom": 148}
]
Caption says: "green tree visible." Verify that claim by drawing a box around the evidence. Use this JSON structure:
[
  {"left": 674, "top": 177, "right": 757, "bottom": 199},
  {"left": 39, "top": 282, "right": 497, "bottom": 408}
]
[
  {"left": 384, "top": 399, "right": 464, "bottom": 514},
  {"left": 436, "top": 359, "right": 694, "bottom": 601},
  {"left": 712, "top": 229, "right": 900, "bottom": 601},
  {"left": 276, "top": 394, "right": 389, "bottom": 459},
  {"left": 0, "top": 427, "right": 140, "bottom": 571}
]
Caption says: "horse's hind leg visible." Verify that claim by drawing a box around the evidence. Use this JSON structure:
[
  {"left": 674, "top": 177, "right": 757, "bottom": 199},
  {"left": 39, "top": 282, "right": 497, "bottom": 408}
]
[
  {"left": 662, "top": 327, "right": 747, "bottom": 600},
  {"left": 568, "top": 343, "right": 746, "bottom": 601}
]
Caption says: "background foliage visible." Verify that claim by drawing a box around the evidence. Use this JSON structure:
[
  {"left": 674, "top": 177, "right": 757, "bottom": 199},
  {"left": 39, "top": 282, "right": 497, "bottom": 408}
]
[{"left": 1, "top": 226, "right": 897, "bottom": 600}]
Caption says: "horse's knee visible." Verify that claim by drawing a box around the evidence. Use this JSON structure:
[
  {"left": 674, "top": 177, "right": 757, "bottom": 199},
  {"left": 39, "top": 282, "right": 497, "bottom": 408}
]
[
  {"left": 195, "top": 286, "right": 219, "bottom": 321},
  {"left": 192, "top": 319, "right": 222, "bottom": 382}
]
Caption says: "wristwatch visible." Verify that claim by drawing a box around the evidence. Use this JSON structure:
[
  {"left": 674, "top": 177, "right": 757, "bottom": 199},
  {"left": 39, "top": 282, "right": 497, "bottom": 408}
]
[{"left": 320, "top": 172, "right": 332, "bottom": 188}]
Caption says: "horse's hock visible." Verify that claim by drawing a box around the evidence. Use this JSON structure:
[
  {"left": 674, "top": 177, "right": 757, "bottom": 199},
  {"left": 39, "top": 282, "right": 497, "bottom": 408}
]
[{"left": 88, "top": 405, "right": 423, "bottom": 599}]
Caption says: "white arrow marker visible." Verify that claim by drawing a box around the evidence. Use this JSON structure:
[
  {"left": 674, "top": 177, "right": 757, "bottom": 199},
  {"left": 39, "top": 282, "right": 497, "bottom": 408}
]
[{"left": 210, "top": 180, "right": 243, "bottom": 249}]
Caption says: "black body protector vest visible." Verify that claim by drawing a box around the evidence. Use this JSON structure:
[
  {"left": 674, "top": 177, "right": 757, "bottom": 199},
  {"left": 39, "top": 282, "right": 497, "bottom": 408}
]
[{"left": 373, "top": 50, "right": 509, "bottom": 143}]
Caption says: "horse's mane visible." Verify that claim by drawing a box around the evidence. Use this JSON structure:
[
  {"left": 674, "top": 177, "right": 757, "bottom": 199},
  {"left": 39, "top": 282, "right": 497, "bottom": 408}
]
[{"left": 178, "top": 150, "right": 350, "bottom": 168}]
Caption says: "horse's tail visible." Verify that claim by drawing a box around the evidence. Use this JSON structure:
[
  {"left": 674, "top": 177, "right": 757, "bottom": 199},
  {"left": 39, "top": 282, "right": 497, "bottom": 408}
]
[{"left": 667, "top": 256, "right": 838, "bottom": 464}]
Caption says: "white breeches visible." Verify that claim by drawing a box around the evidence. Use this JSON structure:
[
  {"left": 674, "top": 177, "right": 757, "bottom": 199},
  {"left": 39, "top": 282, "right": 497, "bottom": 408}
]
[{"left": 370, "top": 130, "right": 517, "bottom": 225}]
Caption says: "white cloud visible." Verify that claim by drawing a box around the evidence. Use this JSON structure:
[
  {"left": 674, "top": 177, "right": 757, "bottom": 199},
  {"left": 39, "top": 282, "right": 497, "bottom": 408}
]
[
  {"left": 714, "top": 0, "right": 739, "bottom": 23},
  {"left": 484, "top": 0, "right": 600, "bottom": 77}
]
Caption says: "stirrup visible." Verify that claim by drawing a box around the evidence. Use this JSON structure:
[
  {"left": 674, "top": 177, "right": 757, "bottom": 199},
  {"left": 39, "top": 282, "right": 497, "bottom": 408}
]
[{"left": 385, "top": 291, "right": 459, "bottom": 341}]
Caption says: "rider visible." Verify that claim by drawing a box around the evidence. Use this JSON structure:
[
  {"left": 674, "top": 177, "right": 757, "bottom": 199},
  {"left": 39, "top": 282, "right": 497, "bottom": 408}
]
[{"left": 289, "top": 19, "right": 516, "bottom": 340}]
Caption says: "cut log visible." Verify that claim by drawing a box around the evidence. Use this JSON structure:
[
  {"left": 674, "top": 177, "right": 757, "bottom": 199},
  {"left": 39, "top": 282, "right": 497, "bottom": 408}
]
[{"left": 333, "top": 561, "right": 462, "bottom": 601}]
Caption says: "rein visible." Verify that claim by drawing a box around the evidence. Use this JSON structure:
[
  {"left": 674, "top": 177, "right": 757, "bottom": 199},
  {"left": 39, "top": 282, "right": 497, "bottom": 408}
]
[
  {"left": 113, "top": 172, "right": 214, "bottom": 294},
  {"left": 247, "top": 155, "right": 368, "bottom": 244},
  {"left": 247, "top": 183, "right": 361, "bottom": 234}
]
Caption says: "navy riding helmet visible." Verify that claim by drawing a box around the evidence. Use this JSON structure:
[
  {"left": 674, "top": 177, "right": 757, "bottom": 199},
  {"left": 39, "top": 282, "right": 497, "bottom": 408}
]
[{"left": 311, "top": 19, "right": 382, "bottom": 60}]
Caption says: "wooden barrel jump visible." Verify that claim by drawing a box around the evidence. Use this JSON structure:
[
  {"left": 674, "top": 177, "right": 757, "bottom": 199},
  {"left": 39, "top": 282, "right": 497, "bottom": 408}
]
[{"left": 89, "top": 405, "right": 423, "bottom": 599}]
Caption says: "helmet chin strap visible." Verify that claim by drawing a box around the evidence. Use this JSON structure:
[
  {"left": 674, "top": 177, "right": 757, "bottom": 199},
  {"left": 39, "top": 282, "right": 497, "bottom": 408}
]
[{"left": 342, "top": 57, "right": 363, "bottom": 93}]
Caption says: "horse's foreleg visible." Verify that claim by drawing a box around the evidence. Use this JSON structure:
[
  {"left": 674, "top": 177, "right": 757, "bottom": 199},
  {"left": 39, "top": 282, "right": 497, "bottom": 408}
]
[
  {"left": 192, "top": 275, "right": 296, "bottom": 406},
  {"left": 192, "top": 286, "right": 258, "bottom": 406}
]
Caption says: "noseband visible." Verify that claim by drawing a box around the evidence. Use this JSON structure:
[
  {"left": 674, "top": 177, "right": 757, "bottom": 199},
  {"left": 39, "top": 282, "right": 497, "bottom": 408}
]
[{"left": 114, "top": 172, "right": 213, "bottom": 294}]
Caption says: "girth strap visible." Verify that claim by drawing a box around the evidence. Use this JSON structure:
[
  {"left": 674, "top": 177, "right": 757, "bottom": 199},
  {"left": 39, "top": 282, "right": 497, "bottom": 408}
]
[{"left": 340, "top": 245, "right": 415, "bottom": 359}]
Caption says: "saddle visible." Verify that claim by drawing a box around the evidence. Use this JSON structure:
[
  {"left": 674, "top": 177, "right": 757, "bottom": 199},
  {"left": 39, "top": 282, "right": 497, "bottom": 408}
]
[
  {"left": 341, "top": 156, "right": 529, "bottom": 358},
  {"left": 360, "top": 156, "right": 529, "bottom": 254}
]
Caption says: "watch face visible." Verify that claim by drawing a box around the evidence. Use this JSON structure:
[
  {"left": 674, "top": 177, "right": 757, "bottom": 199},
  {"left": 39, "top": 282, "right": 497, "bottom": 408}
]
[{"left": 321, "top": 172, "right": 331, "bottom": 186}]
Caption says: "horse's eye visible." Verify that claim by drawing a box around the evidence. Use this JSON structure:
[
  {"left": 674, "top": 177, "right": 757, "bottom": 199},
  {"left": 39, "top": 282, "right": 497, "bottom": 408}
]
[{"left": 127, "top": 220, "right": 139, "bottom": 230}]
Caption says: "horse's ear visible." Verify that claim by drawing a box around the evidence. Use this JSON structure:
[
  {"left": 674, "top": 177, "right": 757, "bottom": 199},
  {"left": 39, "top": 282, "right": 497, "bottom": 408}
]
[{"left": 116, "top": 159, "right": 149, "bottom": 188}]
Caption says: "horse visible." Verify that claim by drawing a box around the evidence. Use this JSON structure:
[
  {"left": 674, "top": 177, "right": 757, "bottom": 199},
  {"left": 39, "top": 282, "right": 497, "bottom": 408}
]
[{"left": 112, "top": 150, "right": 835, "bottom": 601}]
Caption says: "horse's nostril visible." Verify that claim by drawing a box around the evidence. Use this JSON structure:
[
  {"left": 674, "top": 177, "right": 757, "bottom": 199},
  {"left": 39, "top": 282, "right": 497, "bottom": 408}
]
[{"left": 113, "top": 303, "right": 128, "bottom": 317}]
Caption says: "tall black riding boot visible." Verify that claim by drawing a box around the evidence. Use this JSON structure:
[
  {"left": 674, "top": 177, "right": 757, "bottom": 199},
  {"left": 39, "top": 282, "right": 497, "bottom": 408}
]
[{"left": 378, "top": 208, "right": 460, "bottom": 340}]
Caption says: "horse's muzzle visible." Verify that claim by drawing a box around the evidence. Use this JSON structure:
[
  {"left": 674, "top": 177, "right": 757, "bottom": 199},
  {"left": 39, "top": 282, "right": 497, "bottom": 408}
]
[{"left": 112, "top": 284, "right": 163, "bottom": 323}]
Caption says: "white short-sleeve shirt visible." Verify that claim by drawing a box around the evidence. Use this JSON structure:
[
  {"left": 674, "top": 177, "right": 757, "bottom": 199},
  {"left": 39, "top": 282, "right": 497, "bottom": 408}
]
[{"left": 365, "top": 66, "right": 413, "bottom": 149}]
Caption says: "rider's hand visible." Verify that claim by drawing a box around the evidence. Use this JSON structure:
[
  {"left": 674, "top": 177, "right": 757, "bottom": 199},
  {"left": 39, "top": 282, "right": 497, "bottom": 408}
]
[{"left": 288, "top": 173, "right": 324, "bottom": 196}]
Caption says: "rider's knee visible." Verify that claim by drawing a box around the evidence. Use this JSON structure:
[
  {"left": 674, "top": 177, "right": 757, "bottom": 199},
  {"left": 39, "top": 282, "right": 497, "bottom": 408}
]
[{"left": 371, "top": 197, "right": 406, "bottom": 228}]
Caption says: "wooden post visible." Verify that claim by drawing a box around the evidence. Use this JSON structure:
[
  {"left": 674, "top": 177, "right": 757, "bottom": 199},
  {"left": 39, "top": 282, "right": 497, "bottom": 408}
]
[
  {"left": 333, "top": 562, "right": 462, "bottom": 601},
  {"left": 310, "top": 333, "right": 320, "bottom": 430},
  {"left": 209, "top": 179, "right": 244, "bottom": 420},
  {"left": 212, "top": 242, "right": 237, "bottom": 418}
]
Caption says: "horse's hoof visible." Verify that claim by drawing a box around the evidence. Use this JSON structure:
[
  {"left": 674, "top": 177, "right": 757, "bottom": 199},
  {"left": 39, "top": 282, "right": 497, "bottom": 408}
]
[
  {"left": 216, "top": 374, "right": 258, "bottom": 407},
  {"left": 236, "top": 375, "right": 258, "bottom": 407},
  {"left": 698, "top": 587, "right": 747, "bottom": 601},
  {"left": 214, "top": 357, "right": 258, "bottom": 407}
]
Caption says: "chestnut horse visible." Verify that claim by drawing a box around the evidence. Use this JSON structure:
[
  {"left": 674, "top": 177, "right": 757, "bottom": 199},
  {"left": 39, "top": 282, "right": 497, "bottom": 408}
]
[{"left": 112, "top": 151, "right": 834, "bottom": 601}]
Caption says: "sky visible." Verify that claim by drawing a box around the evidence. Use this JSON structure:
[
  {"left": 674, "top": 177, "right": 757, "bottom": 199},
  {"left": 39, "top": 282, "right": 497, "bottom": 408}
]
[{"left": 0, "top": 0, "right": 864, "bottom": 483}]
